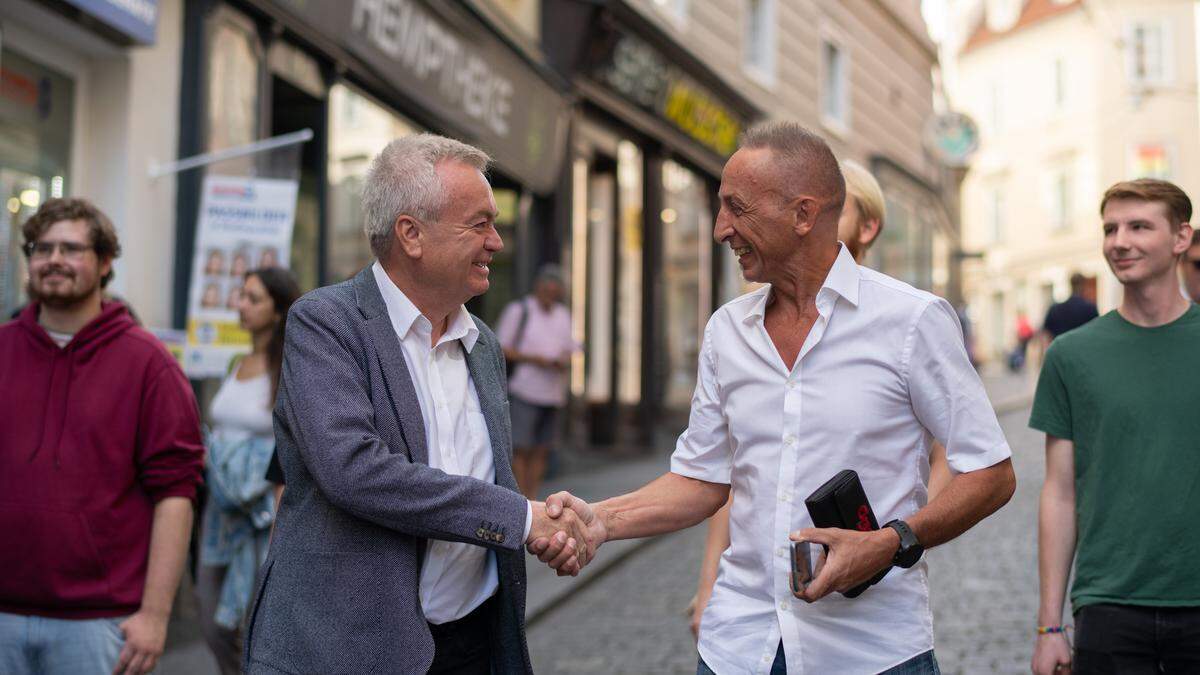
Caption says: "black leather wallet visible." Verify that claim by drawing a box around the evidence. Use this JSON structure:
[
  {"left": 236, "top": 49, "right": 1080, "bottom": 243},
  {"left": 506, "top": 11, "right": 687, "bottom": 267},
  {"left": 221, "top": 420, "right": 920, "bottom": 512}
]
[{"left": 804, "top": 469, "right": 890, "bottom": 598}]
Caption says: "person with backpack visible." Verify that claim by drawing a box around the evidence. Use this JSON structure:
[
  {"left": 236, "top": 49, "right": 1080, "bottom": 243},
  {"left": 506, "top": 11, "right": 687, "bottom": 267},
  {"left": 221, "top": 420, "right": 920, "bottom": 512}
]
[{"left": 496, "top": 264, "right": 576, "bottom": 500}]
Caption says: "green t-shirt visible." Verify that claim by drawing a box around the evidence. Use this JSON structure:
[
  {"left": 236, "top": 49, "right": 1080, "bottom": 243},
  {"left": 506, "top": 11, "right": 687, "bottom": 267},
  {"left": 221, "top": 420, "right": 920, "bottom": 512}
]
[{"left": 1030, "top": 304, "right": 1200, "bottom": 613}]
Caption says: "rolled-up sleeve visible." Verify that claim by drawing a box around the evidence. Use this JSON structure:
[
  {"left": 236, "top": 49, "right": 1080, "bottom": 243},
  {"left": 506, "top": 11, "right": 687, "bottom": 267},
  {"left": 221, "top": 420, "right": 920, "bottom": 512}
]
[
  {"left": 670, "top": 321, "right": 733, "bottom": 484},
  {"left": 904, "top": 298, "right": 1011, "bottom": 473},
  {"left": 136, "top": 359, "right": 205, "bottom": 503}
]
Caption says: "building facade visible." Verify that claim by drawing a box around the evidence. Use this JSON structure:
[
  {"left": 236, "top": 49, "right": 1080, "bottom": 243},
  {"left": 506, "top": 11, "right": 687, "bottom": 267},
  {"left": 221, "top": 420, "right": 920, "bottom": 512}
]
[
  {"left": 2, "top": 0, "right": 952, "bottom": 444},
  {"left": 946, "top": 0, "right": 1200, "bottom": 362},
  {"left": 537, "top": 0, "right": 952, "bottom": 439}
]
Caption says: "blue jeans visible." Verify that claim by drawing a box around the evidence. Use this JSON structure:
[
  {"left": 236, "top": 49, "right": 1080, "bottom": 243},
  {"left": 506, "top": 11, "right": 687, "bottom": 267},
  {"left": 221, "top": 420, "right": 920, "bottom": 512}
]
[
  {"left": 698, "top": 642, "right": 940, "bottom": 675},
  {"left": 0, "top": 611, "right": 125, "bottom": 675}
]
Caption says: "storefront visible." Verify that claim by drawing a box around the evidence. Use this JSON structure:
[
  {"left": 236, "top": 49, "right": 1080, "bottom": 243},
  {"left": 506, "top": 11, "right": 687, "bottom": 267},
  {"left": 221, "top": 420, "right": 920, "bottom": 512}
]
[
  {"left": 1, "top": 0, "right": 179, "bottom": 323},
  {"left": 172, "top": 0, "right": 571, "bottom": 328},
  {"left": 542, "top": 0, "right": 759, "bottom": 443},
  {"left": 866, "top": 156, "right": 959, "bottom": 303}
]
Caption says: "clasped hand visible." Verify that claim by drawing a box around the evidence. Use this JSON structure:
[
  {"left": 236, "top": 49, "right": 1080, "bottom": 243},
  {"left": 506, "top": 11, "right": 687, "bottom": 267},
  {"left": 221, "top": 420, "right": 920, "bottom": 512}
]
[
  {"left": 524, "top": 491, "right": 607, "bottom": 576},
  {"left": 789, "top": 526, "right": 898, "bottom": 602}
]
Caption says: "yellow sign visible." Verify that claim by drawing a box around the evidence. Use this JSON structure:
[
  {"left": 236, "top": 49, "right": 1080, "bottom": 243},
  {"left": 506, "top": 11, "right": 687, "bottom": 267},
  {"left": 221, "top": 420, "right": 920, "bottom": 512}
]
[{"left": 663, "top": 81, "right": 742, "bottom": 157}]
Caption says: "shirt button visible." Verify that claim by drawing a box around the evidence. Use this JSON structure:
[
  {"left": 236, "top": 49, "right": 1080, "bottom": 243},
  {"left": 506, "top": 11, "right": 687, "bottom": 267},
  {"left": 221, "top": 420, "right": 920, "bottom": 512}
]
[
  {"left": 779, "top": 492, "right": 792, "bottom": 503},
  {"left": 777, "top": 546, "right": 788, "bottom": 558},
  {"left": 787, "top": 379, "right": 797, "bottom": 389},
  {"left": 779, "top": 599, "right": 791, "bottom": 611},
  {"left": 784, "top": 435, "right": 796, "bottom": 445},
  {"left": 762, "top": 654, "right": 773, "bottom": 664}
]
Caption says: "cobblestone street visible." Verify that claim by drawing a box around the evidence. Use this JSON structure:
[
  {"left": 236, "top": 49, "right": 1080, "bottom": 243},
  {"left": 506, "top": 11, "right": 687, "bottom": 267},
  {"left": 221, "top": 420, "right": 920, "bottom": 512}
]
[
  {"left": 160, "top": 372, "right": 1043, "bottom": 675},
  {"left": 528, "top": 398, "right": 1043, "bottom": 675}
]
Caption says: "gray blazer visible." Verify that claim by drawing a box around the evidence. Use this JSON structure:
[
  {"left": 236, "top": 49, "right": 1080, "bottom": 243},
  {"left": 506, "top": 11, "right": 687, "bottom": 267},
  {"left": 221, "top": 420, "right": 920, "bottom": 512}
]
[{"left": 243, "top": 267, "right": 532, "bottom": 675}]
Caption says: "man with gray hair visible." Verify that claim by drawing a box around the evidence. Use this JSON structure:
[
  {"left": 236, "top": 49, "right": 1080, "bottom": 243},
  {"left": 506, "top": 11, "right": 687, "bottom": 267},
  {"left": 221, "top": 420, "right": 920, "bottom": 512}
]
[
  {"left": 530, "top": 121, "right": 1015, "bottom": 673},
  {"left": 496, "top": 263, "right": 577, "bottom": 500},
  {"left": 244, "top": 134, "right": 595, "bottom": 675}
]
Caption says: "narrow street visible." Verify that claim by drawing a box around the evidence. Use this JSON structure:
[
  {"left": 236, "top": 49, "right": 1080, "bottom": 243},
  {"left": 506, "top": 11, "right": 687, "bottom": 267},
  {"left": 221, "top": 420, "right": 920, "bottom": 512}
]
[{"left": 161, "top": 372, "right": 1044, "bottom": 674}]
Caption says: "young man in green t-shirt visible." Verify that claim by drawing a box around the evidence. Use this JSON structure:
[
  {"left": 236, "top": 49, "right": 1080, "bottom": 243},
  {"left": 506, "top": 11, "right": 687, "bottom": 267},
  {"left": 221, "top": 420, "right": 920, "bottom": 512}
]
[{"left": 1030, "top": 179, "right": 1200, "bottom": 675}]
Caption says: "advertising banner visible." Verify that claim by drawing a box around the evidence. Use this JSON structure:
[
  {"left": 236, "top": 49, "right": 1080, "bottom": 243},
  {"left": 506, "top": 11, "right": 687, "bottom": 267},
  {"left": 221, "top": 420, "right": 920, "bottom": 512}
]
[{"left": 184, "top": 175, "right": 297, "bottom": 378}]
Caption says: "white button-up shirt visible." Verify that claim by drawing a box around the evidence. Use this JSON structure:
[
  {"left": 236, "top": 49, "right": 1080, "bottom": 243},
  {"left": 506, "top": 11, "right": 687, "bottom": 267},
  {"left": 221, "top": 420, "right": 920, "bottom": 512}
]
[
  {"left": 672, "top": 246, "right": 1011, "bottom": 674},
  {"left": 372, "top": 263, "right": 528, "bottom": 625}
]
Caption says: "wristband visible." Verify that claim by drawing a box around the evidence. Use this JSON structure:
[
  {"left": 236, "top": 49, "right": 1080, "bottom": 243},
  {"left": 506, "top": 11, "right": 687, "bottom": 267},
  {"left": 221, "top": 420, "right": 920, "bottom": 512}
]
[{"left": 1036, "top": 625, "right": 1068, "bottom": 635}]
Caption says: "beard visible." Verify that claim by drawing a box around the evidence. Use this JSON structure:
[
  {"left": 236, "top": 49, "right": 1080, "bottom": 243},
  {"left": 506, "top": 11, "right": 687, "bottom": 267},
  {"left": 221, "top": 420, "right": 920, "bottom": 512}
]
[{"left": 27, "top": 266, "right": 101, "bottom": 309}]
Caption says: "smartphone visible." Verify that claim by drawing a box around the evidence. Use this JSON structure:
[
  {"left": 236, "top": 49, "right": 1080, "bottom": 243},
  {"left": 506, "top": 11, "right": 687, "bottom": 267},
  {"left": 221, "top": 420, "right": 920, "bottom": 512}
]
[{"left": 790, "top": 541, "right": 823, "bottom": 597}]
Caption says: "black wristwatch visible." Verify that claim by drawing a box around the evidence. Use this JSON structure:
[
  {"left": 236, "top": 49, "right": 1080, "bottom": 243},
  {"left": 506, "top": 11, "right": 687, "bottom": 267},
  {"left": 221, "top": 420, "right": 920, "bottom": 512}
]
[{"left": 883, "top": 519, "right": 924, "bottom": 568}]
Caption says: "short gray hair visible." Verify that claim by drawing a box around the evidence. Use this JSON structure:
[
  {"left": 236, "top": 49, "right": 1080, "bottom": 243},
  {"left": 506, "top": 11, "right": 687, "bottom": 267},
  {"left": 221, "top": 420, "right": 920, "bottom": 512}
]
[
  {"left": 739, "top": 121, "right": 845, "bottom": 219},
  {"left": 362, "top": 133, "right": 491, "bottom": 258}
]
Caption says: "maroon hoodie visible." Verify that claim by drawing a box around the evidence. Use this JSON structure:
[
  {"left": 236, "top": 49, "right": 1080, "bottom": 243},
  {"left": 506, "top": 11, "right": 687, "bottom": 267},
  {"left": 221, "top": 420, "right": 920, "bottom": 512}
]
[{"left": 0, "top": 301, "right": 204, "bottom": 619}]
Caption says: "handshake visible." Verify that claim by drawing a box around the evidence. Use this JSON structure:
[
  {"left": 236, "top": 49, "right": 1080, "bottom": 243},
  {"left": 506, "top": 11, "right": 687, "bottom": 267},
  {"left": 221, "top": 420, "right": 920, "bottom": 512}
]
[{"left": 524, "top": 492, "right": 608, "bottom": 576}]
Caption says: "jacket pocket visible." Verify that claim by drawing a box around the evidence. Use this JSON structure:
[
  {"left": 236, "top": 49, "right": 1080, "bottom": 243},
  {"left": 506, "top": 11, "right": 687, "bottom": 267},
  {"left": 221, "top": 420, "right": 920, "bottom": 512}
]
[{"left": 0, "top": 504, "right": 111, "bottom": 607}]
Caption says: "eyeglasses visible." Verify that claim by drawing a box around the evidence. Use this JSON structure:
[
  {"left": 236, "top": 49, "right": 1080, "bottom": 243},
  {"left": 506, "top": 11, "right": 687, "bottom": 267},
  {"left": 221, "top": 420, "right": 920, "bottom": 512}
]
[{"left": 22, "top": 240, "right": 94, "bottom": 260}]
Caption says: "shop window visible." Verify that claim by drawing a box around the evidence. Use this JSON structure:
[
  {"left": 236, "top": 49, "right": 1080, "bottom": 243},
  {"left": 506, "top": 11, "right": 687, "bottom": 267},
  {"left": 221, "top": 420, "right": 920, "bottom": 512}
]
[
  {"left": 616, "top": 141, "right": 643, "bottom": 406},
  {"left": 0, "top": 47, "right": 74, "bottom": 316},
  {"left": 661, "top": 160, "right": 710, "bottom": 410},
  {"left": 327, "top": 83, "right": 421, "bottom": 282}
]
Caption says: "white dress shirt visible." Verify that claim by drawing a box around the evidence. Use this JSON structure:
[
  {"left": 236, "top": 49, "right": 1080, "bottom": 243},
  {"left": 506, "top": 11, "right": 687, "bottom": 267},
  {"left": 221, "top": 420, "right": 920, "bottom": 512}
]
[
  {"left": 672, "top": 246, "right": 1011, "bottom": 674},
  {"left": 372, "top": 263, "right": 531, "bottom": 625}
]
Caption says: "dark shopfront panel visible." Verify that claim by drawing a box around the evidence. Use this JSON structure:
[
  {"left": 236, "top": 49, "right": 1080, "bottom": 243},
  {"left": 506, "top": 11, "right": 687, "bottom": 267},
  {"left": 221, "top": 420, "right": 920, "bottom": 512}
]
[
  {"left": 545, "top": 1, "right": 760, "bottom": 444},
  {"left": 172, "top": 0, "right": 570, "bottom": 329}
]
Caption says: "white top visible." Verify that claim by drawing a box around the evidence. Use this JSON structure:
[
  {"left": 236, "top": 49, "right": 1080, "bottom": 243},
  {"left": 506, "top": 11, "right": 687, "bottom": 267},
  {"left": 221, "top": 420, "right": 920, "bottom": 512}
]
[
  {"left": 495, "top": 297, "right": 576, "bottom": 407},
  {"left": 209, "top": 365, "right": 272, "bottom": 444},
  {"left": 371, "top": 263, "right": 532, "bottom": 625},
  {"left": 673, "top": 245, "right": 1011, "bottom": 674}
]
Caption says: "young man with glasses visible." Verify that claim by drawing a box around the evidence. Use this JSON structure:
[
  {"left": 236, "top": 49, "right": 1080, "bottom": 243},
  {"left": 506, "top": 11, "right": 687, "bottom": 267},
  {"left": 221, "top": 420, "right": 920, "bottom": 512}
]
[
  {"left": 0, "top": 198, "right": 204, "bottom": 675},
  {"left": 1031, "top": 179, "right": 1200, "bottom": 674}
]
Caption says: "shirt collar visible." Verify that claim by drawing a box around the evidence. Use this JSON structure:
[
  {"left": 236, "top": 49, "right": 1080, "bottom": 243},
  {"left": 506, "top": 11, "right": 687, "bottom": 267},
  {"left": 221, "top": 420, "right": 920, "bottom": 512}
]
[
  {"left": 371, "top": 261, "right": 479, "bottom": 352},
  {"left": 742, "top": 244, "right": 861, "bottom": 324}
]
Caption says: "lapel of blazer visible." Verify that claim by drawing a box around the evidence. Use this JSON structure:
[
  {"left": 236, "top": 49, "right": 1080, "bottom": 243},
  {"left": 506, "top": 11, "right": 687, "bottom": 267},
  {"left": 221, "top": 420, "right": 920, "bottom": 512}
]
[
  {"left": 465, "top": 319, "right": 519, "bottom": 493},
  {"left": 353, "top": 266, "right": 429, "bottom": 465}
]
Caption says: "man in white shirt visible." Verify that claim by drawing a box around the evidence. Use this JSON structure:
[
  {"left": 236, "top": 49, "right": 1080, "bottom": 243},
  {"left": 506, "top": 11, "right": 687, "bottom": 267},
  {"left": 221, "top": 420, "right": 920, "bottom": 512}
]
[
  {"left": 244, "top": 135, "right": 595, "bottom": 675},
  {"left": 532, "top": 122, "right": 1015, "bottom": 674}
]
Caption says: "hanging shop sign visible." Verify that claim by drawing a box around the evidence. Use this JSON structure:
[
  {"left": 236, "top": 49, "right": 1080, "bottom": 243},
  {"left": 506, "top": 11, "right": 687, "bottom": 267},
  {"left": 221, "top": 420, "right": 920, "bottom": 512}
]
[
  {"left": 184, "top": 175, "right": 298, "bottom": 378},
  {"left": 265, "top": 0, "right": 569, "bottom": 193},
  {"left": 587, "top": 31, "right": 747, "bottom": 158},
  {"left": 64, "top": 0, "right": 159, "bottom": 45},
  {"left": 923, "top": 111, "right": 979, "bottom": 168}
]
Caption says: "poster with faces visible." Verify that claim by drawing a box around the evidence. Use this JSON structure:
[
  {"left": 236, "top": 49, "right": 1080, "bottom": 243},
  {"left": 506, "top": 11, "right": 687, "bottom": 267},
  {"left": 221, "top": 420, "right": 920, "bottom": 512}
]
[{"left": 185, "top": 175, "right": 298, "bottom": 378}]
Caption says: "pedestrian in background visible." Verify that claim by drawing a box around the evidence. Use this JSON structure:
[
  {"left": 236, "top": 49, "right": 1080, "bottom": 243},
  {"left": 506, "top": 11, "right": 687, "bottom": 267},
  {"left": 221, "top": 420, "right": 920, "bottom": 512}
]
[
  {"left": 1041, "top": 272, "right": 1099, "bottom": 341},
  {"left": 1031, "top": 179, "right": 1200, "bottom": 675},
  {"left": 1179, "top": 229, "right": 1200, "bottom": 303},
  {"left": 0, "top": 198, "right": 204, "bottom": 675},
  {"left": 195, "top": 267, "right": 299, "bottom": 675},
  {"left": 496, "top": 264, "right": 576, "bottom": 500}
]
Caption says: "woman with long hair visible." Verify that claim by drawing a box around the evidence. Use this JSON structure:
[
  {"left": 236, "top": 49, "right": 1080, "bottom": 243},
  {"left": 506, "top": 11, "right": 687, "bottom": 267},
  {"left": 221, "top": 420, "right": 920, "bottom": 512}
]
[{"left": 195, "top": 266, "right": 300, "bottom": 675}]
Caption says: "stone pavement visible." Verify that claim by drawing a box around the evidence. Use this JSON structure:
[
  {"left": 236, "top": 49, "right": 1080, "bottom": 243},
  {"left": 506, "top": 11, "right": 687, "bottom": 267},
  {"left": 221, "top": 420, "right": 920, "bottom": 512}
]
[
  {"left": 525, "top": 369, "right": 1042, "bottom": 674},
  {"left": 160, "top": 369, "right": 1040, "bottom": 674}
]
